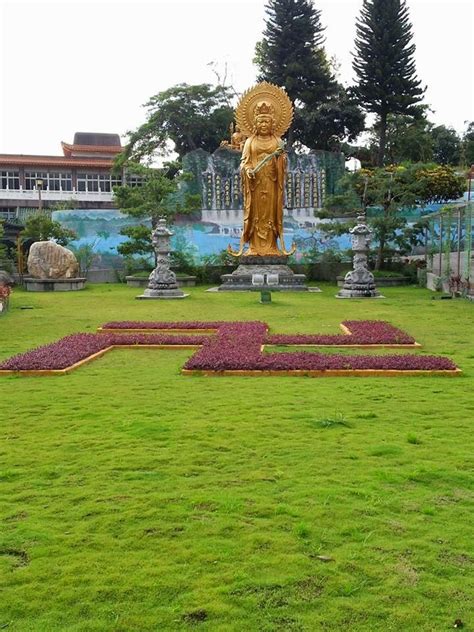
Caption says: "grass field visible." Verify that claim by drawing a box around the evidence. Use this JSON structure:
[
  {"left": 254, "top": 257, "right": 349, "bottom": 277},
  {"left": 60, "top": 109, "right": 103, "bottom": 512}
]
[{"left": 0, "top": 283, "right": 472, "bottom": 631}]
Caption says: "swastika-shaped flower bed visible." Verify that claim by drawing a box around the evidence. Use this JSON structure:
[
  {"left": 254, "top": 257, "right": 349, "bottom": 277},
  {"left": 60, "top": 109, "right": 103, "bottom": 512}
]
[{"left": 0, "top": 320, "right": 459, "bottom": 376}]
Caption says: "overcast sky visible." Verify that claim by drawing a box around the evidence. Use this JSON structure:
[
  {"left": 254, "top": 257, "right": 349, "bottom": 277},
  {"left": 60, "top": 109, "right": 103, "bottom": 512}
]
[{"left": 0, "top": 0, "right": 472, "bottom": 155}]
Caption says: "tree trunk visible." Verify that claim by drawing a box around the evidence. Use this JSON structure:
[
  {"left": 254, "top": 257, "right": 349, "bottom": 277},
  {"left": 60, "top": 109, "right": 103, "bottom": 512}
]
[
  {"left": 375, "top": 232, "right": 385, "bottom": 270},
  {"left": 377, "top": 111, "right": 388, "bottom": 167},
  {"left": 186, "top": 134, "right": 197, "bottom": 152}
]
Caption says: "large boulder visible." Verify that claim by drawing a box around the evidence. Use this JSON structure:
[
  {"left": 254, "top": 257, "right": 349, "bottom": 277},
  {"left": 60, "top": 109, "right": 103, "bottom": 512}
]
[{"left": 27, "top": 241, "right": 79, "bottom": 279}]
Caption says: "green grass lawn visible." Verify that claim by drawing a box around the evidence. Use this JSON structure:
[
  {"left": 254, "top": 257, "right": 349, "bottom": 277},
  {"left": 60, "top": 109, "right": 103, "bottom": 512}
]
[{"left": 0, "top": 283, "right": 473, "bottom": 631}]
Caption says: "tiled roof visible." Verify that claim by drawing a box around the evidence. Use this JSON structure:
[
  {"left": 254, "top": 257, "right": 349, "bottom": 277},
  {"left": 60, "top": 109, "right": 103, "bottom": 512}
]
[
  {"left": 61, "top": 142, "right": 123, "bottom": 157},
  {"left": 0, "top": 155, "right": 114, "bottom": 168}
]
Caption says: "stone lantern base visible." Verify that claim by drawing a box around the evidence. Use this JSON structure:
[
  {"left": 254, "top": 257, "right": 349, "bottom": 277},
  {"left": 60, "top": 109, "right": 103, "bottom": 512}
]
[
  {"left": 336, "top": 287, "right": 382, "bottom": 299},
  {"left": 336, "top": 269, "right": 382, "bottom": 298},
  {"left": 136, "top": 288, "right": 188, "bottom": 300}
]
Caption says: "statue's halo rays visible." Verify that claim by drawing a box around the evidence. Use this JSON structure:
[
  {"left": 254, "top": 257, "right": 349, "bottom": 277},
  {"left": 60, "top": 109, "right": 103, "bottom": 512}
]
[{"left": 235, "top": 82, "right": 293, "bottom": 138}]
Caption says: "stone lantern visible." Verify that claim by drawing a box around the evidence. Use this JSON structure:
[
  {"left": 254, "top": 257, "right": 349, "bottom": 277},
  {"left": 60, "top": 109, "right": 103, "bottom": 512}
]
[
  {"left": 337, "top": 214, "right": 380, "bottom": 298},
  {"left": 137, "top": 218, "right": 188, "bottom": 299}
]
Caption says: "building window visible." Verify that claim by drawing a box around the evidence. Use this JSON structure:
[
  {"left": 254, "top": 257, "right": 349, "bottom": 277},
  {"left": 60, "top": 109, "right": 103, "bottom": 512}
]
[
  {"left": 25, "top": 171, "right": 48, "bottom": 190},
  {"left": 25, "top": 171, "right": 72, "bottom": 191},
  {"left": 126, "top": 174, "right": 145, "bottom": 187},
  {"left": 0, "top": 171, "right": 20, "bottom": 190},
  {"left": 100, "top": 175, "right": 110, "bottom": 192},
  {"left": 77, "top": 174, "right": 87, "bottom": 192},
  {"left": 111, "top": 175, "right": 122, "bottom": 189},
  {"left": 48, "top": 172, "right": 72, "bottom": 191},
  {"left": 0, "top": 207, "right": 18, "bottom": 219},
  {"left": 77, "top": 173, "right": 122, "bottom": 193}
]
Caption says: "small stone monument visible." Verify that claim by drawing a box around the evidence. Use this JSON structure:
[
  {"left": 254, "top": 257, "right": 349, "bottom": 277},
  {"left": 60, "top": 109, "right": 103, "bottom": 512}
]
[
  {"left": 337, "top": 215, "right": 381, "bottom": 298},
  {"left": 251, "top": 272, "right": 274, "bottom": 303},
  {"left": 136, "top": 219, "right": 188, "bottom": 300}
]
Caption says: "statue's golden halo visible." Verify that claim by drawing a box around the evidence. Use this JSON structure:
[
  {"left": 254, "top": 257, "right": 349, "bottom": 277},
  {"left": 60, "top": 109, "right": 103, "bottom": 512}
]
[{"left": 235, "top": 82, "right": 293, "bottom": 138}]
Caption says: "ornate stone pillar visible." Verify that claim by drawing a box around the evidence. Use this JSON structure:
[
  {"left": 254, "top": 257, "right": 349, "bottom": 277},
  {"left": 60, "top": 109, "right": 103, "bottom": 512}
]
[
  {"left": 337, "top": 215, "right": 381, "bottom": 298},
  {"left": 136, "top": 219, "right": 188, "bottom": 300}
]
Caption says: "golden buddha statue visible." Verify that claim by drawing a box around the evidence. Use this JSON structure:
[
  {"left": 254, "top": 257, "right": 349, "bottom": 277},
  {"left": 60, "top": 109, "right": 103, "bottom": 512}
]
[
  {"left": 231, "top": 124, "right": 246, "bottom": 150},
  {"left": 228, "top": 82, "right": 295, "bottom": 257},
  {"left": 220, "top": 123, "right": 247, "bottom": 151}
]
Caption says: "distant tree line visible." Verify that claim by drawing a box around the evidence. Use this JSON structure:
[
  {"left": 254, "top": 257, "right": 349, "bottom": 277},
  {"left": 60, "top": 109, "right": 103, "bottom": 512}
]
[
  {"left": 343, "top": 118, "right": 474, "bottom": 169},
  {"left": 112, "top": 0, "right": 472, "bottom": 266},
  {"left": 118, "top": 0, "right": 472, "bottom": 170}
]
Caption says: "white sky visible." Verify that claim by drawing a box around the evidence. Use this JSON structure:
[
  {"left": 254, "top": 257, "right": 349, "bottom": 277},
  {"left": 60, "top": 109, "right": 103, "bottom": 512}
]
[{"left": 0, "top": 0, "right": 472, "bottom": 155}]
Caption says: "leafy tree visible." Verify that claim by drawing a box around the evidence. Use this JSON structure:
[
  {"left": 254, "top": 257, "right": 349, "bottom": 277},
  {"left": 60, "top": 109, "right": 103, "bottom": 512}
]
[
  {"left": 430, "top": 125, "right": 461, "bottom": 165},
  {"left": 69, "top": 240, "right": 100, "bottom": 276},
  {"left": 462, "top": 121, "right": 474, "bottom": 166},
  {"left": 255, "top": 0, "right": 364, "bottom": 149},
  {"left": 377, "top": 112, "right": 434, "bottom": 164},
  {"left": 346, "top": 115, "right": 466, "bottom": 167},
  {"left": 296, "top": 85, "right": 365, "bottom": 150},
  {"left": 340, "top": 141, "right": 375, "bottom": 168},
  {"left": 113, "top": 162, "right": 200, "bottom": 264},
  {"left": 21, "top": 214, "right": 76, "bottom": 246},
  {"left": 320, "top": 163, "right": 464, "bottom": 269},
  {"left": 169, "top": 229, "right": 199, "bottom": 273},
  {"left": 353, "top": 0, "right": 425, "bottom": 166},
  {"left": 414, "top": 165, "right": 465, "bottom": 204},
  {"left": 119, "top": 84, "right": 234, "bottom": 164},
  {"left": 255, "top": 0, "right": 331, "bottom": 104}
]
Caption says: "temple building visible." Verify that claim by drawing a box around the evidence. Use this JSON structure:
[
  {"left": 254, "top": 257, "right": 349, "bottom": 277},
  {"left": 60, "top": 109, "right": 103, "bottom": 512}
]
[{"left": 0, "top": 132, "right": 127, "bottom": 222}]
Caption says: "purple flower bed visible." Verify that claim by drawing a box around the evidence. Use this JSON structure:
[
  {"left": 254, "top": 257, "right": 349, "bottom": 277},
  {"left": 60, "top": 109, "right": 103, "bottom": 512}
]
[
  {"left": 0, "top": 333, "right": 210, "bottom": 371},
  {"left": 183, "top": 322, "right": 457, "bottom": 373},
  {"left": 0, "top": 320, "right": 458, "bottom": 374},
  {"left": 0, "top": 334, "right": 114, "bottom": 371},
  {"left": 184, "top": 322, "right": 268, "bottom": 372},
  {"left": 247, "top": 352, "right": 456, "bottom": 372},
  {"left": 101, "top": 321, "right": 229, "bottom": 330},
  {"left": 266, "top": 320, "right": 416, "bottom": 346}
]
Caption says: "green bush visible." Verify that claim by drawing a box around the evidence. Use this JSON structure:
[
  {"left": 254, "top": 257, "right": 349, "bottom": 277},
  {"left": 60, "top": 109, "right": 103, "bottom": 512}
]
[{"left": 21, "top": 214, "right": 76, "bottom": 246}]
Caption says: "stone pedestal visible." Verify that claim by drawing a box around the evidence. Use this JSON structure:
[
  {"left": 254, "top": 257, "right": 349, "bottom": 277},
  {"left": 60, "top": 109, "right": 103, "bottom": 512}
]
[
  {"left": 127, "top": 275, "right": 196, "bottom": 288},
  {"left": 137, "top": 288, "right": 188, "bottom": 300},
  {"left": 24, "top": 277, "right": 86, "bottom": 292},
  {"left": 218, "top": 255, "right": 309, "bottom": 291}
]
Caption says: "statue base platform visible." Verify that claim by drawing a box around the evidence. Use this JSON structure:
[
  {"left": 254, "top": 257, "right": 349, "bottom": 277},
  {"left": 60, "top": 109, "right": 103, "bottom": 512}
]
[
  {"left": 136, "top": 287, "right": 188, "bottom": 300},
  {"left": 337, "top": 284, "right": 382, "bottom": 299},
  {"left": 24, "top": 277, "right": 86, "bottom": 292},
  {"left": 218, "top": 255, "right": 309, "bottom": 292}
]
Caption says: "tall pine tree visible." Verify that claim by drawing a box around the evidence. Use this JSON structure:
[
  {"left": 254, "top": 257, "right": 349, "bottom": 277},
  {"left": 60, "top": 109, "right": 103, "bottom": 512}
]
[
  {"left": 255, "top": 0, "right": 364, "bottom": 149},
  {"left": 353, "top": 0, "right": 425, "bottom": 166}
]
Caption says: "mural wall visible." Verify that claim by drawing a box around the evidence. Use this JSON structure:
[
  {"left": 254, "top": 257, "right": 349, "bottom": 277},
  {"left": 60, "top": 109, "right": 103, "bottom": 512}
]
[{"left": 53, "top": 147, "right": 349, "bottom": 264}]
